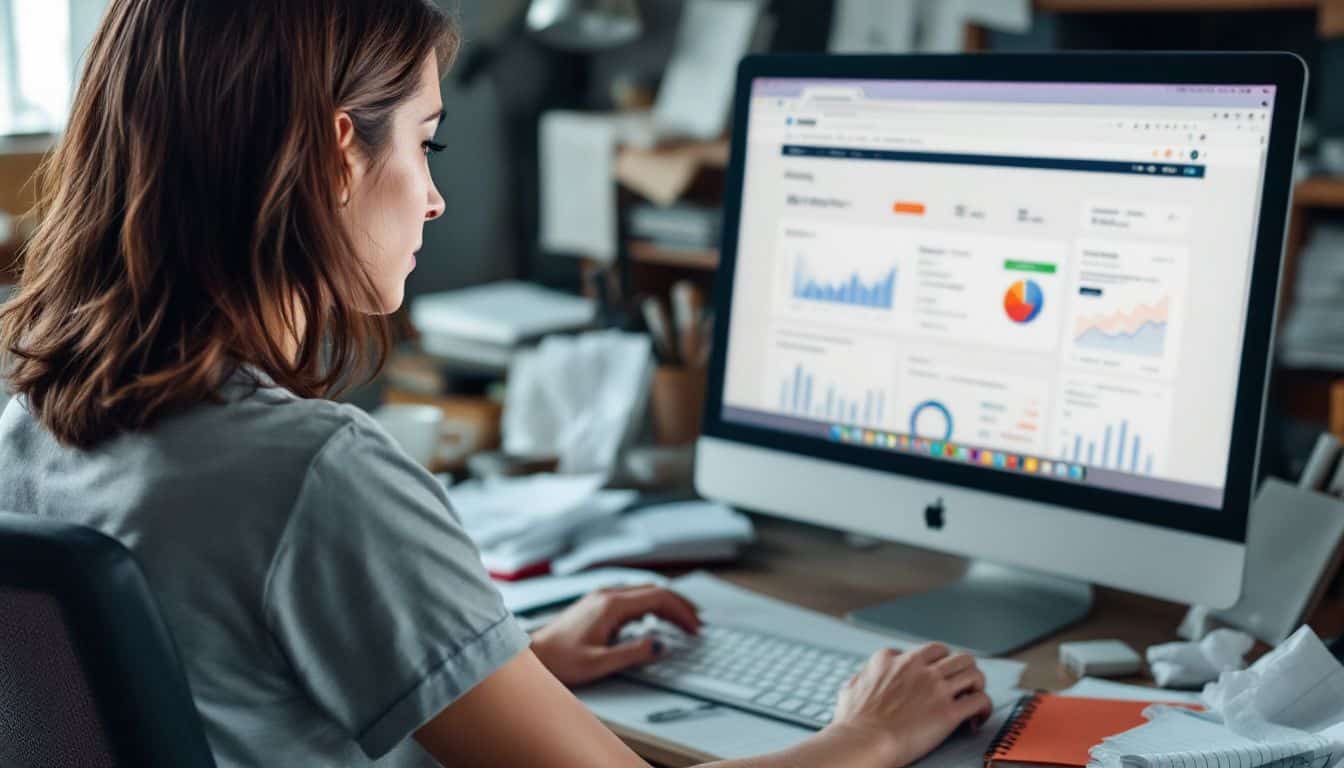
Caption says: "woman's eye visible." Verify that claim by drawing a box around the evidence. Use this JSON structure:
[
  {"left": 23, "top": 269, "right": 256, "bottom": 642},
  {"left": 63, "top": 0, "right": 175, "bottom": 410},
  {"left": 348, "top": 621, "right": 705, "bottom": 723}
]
[{"left": 422, "top": 140, "right": 446, "bottom": 156}]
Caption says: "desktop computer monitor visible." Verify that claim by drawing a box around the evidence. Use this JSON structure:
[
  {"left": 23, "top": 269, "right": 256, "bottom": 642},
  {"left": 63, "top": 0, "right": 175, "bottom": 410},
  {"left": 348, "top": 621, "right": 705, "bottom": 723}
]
[{"left": 695, "top": 53, "right": 1306, "bottom": 655}]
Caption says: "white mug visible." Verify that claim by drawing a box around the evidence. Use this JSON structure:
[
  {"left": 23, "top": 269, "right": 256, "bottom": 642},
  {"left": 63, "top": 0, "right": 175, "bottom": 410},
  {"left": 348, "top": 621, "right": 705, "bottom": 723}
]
[
  {"left": 372, "top": 404, "right": 444, "bottom": 467},
  {"left": 371, "top": 403, "right": 480, "bottom": 468}
]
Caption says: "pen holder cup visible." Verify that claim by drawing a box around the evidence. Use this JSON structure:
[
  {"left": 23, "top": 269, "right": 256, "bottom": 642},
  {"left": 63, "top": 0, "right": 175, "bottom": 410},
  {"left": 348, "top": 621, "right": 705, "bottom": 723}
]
[{"left": 651, "top": 365, "right": 707, "bottom": 446}]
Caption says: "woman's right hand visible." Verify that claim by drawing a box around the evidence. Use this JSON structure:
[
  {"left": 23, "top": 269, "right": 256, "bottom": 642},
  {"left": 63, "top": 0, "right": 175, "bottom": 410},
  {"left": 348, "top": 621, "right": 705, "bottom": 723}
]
[{"left": 824, "top": 642, "right": 993, "bottom": 767}]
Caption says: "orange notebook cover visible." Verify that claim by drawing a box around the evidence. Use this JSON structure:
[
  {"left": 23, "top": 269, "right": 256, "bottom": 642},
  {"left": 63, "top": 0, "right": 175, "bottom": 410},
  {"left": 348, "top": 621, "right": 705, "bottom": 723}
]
[{"left": 983, "top": 693, "right": 1192, "bottom": 768}]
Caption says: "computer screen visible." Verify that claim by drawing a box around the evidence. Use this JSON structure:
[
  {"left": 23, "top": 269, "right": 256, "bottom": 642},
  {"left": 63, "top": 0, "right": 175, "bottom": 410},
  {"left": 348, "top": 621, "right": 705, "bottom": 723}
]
[{"left": 718, "top": 77, "right": 1277, "bottom": 512}]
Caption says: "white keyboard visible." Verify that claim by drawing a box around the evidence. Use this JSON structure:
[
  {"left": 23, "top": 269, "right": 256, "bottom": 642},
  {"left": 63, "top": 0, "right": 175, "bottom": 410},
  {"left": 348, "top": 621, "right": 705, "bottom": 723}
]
[{"left": 620, "top": 623, "right": 869, "bottom": 729}]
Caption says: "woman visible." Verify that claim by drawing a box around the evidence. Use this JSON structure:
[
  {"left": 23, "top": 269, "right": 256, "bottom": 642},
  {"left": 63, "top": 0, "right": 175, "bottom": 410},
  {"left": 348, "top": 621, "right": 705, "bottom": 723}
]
[{"left": 0, "top": 1, "right": 991, "bottom": 766}]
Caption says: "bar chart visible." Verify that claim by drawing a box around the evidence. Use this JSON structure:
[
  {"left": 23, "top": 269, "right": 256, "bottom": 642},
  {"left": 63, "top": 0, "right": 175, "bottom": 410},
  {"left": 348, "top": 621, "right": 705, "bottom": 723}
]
[
  {"left": 1053, "top": 377, "right": 1171, "bottom": 479},
  {"left": 1060, "top": 419, "right": 1156, "bottom": 475},
  {"left": 792, "top": 255, "right": 898, "bottom": 310},
  {"left": 777, "top": 362, "right": 887, "bottom": 427}
]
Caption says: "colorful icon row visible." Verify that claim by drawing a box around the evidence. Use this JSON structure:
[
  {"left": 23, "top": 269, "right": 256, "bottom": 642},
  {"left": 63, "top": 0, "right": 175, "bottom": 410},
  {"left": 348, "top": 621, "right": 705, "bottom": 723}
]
[{"left": 829, "top": 425, "right": 1087, "bottom": 482}]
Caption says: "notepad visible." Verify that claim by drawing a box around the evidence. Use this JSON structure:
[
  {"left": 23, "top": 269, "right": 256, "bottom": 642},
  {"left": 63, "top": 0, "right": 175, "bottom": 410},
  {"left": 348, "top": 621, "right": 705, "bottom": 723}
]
[
  {"left": 985, "top": 694, "right": 1190, "bottom": 768},
  {"left": 1087, "top": 706, "right": 1338, "bottom": 768}
]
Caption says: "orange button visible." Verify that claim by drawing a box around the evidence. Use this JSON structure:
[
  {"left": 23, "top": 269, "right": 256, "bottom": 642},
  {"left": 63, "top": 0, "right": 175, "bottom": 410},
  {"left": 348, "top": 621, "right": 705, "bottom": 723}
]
[{"left": 892, "top": 201, "right": 925, "bottom": 215}]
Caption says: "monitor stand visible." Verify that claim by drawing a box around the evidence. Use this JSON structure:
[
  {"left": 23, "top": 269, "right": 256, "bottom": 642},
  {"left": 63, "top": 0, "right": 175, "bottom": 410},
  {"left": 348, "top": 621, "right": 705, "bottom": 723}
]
[{"left": 846, "top": 561, "right": 1094, "bottom": 657}]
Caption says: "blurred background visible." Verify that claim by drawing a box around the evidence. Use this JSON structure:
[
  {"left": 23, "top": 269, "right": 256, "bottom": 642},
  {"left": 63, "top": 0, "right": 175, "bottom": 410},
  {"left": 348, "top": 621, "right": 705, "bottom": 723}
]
[{"left": 3, "top": 0, "right": 1344, "bottom": 484}]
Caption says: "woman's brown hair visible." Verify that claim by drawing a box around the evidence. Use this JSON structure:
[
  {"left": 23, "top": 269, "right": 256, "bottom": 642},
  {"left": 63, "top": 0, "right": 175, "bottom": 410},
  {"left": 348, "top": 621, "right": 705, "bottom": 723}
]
[{"left": 0, "top": 0, "right": 457, "bottom": 448}]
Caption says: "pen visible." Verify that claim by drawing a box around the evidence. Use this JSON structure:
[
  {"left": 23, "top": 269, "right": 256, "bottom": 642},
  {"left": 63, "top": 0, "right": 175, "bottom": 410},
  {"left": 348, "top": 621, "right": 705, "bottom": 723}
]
[
  {"left": 641, "top": 296, "right": 677, "bottom": 364},
  {"left": 696, "top": 313, "right": 714, "bottom": 368},
  {"left": 646, "top": 702, "right": 721, "bottom": 723},
  {"left": 671, "top": 281, "right": 704, "bottom": 366}
]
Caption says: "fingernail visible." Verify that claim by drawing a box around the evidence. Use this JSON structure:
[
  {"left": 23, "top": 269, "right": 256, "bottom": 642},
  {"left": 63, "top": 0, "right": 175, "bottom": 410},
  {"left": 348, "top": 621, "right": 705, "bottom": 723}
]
[{"left": 652, "top": 640, "right": 665, "bottom": 656}]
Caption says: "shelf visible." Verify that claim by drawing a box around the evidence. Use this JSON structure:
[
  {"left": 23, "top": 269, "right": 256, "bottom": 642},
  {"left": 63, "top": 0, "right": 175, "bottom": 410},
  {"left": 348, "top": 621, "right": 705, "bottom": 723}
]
[
  {"left": 627, "top": 240, "right": 719, "bottom": 271},
  {"left": 1295, "top": 176, "right": 1344, "bottom": 209}
]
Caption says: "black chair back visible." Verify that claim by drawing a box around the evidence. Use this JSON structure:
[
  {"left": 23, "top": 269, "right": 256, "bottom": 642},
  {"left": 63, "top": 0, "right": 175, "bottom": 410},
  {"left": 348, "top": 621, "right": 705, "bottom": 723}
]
[{"left": 0, "top": 512, "right": 217, "bottom": 767}]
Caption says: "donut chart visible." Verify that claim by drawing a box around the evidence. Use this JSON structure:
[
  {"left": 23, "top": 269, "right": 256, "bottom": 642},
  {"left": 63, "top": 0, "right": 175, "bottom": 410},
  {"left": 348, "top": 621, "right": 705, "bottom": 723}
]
[
  {"left": 1004, "top": 279, "right": 1044, "bottom": 324},
  {"left": 909, "top": 400, "right": 954, "bottom": 441}
]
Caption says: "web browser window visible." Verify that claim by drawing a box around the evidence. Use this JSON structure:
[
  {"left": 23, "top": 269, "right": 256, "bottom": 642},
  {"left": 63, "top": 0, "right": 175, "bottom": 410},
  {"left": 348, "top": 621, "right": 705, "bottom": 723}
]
[{"left": 720, "top": 79, "right": 1277, "bottom": 509}]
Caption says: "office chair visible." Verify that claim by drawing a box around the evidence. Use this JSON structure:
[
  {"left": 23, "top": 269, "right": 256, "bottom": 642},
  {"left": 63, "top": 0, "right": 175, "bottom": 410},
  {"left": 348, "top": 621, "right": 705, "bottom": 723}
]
[{"left": 0, "top": 512, "right": 217, "bottom": 768}]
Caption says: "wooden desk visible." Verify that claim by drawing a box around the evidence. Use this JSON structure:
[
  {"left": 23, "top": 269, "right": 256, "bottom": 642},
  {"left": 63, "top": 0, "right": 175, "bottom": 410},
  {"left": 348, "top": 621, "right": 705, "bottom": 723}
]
[{"left": 616, "top": 515, "right": 1344, "bottom": 767}]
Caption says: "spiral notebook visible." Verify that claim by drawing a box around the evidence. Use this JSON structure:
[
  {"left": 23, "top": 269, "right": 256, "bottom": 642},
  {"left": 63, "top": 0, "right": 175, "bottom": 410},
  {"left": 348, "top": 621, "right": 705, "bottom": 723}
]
[{"left": 983, "top": 693, "right": 1188, "bottom": 768}]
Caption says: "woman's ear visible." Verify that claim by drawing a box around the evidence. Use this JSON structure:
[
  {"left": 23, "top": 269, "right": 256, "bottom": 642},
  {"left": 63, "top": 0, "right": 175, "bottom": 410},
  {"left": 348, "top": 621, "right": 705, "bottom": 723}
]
[{"left": 334, "top": 111, "right": 362, "bottom": 207}]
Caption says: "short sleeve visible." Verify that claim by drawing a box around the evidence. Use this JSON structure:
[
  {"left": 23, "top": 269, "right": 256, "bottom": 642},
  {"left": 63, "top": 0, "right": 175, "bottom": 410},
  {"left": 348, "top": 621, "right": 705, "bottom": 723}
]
[{"left": 262, "top": 412, "right": 529, "bottom": 759}]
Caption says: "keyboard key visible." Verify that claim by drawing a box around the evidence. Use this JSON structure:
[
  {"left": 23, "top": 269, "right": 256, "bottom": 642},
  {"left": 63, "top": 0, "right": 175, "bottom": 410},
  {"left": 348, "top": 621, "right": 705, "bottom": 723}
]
[{"left": 667, "top": 673, "right": 763, "bottom": 701}]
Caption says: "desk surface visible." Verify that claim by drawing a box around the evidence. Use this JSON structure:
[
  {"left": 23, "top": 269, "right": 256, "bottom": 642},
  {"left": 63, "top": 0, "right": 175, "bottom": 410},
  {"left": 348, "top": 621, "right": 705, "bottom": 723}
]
[{"left": 615, "top": 515, "right": 1344, "bottom": 767}]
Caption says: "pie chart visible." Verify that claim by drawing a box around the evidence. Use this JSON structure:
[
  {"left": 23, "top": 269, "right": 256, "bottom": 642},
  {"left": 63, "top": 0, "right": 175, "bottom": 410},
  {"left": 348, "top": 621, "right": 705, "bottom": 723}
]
[{"left": 1004, "top": 279, "right": 1044, "bottom": 324}]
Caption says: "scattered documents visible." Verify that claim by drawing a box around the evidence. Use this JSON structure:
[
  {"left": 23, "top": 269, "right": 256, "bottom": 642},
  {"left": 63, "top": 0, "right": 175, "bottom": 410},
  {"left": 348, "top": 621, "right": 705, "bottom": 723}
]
[
  {"left": 450, "top": 472, "right": 610, "bottom": 548},
  {"left": 1089, "top": 706, "right": 1340, "bottom": 768},
  {"left": 551, "top": 501, "right": 754, "bottom": 575},
  {"left": 1088, "top": 626, "right": 1344, "bottom": 768},
  {"left": 1203, "top": 626, "right": 1344, "bottom": 741},
  {"left": 503, "top": 331, "right": 653, "bottom": 474},
  {"left": 450, "top": 473, "right": 637, "bottom": 577}
]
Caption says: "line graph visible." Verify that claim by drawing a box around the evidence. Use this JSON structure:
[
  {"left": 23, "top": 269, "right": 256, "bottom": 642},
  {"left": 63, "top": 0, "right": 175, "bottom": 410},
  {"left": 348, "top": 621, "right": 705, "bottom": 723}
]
[{"left": 1073, "top": 296, "right": 1169, "bottom": 358}]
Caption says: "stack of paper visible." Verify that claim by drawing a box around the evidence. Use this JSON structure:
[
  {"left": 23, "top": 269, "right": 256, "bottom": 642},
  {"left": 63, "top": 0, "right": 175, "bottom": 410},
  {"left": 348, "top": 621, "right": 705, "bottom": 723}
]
[
  {"left": 1088, "top": 627, "right": 1344, "bottom": 768},
  {"left": 409, "top": 281, "right": 596, "bottom": 370},
  {"left": 450, "top": 473, "right": 635, "bottom": 578},
  {"left": 551, "top": 501, "right": 754, "bottom": 575},
  {"left": 450, "top": 476, "right": 756, "bottom": 580}
]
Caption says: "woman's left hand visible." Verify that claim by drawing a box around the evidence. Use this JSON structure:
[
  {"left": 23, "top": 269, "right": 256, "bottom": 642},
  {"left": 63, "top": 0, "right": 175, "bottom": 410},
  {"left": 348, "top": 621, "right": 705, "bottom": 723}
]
[{"left": 531, "top": 585, "right": 702, "bottom": 687}]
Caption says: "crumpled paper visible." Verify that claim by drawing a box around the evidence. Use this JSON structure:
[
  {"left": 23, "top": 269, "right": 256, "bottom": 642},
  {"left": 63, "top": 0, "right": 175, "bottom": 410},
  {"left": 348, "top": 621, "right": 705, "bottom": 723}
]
[
  {"left": 1147, "top": 627, "right": 1254, "bottom": 688},
  {"left": 502, "top": 331, "right": 653, "bottom": 474},
  {"left": 1202, "top": 626, "right": 1344, "bottom": 742}
]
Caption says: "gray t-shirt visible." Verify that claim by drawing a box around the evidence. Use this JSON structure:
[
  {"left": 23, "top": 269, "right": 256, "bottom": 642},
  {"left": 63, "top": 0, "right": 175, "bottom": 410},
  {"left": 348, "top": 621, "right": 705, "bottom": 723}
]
[{"left": 0, "top": 374, "right": 530, "bottom": 767}]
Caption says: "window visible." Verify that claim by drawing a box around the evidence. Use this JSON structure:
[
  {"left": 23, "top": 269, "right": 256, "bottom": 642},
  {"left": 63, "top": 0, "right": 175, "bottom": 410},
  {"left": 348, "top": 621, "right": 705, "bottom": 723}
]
[{"left": 0, "top": 0, "right": 103, "bottom": 136}]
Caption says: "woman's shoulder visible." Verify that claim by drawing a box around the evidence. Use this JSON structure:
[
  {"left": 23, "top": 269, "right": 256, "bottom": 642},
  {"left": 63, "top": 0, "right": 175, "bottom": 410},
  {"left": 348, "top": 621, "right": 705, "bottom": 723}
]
[{"left": 174, "top": 382, "right": 382, "bottom": 460}]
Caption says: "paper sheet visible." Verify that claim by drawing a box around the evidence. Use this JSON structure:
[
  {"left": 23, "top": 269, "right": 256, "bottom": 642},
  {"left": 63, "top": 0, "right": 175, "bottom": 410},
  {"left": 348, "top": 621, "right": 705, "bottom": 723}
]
[
  {"left": 502, "top": 331, "right": 653, "bottom": 474},
  {"left": 538, "top": 111, "right": 654, "bottom": 262},
  {"left": 654, "top": 0, "right": 762, "bottom": 140},
  {"left": 1204, "top": 626, "right": 1344, "bottom": 739},
  {"left": 579, "top": 572, "right": 1026, "bottom": 761},
  {"left": 494, "top": 567, "right": 667, "bottom": 616},
  {"left": 829, "top": 0, "right": 918, "bottom": 53},
  {"left": 1061, "top": 678, "right": 1204, "bottom": 706},
  {"left": 1086, "top": 628, "right": 1344, "bottom": 768},
  {"left": 449, "top": 472, "right": 609, "bottom": 547},
  {"left": 1088, "top": 707, "right": 1336, "bottom": 768}
]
